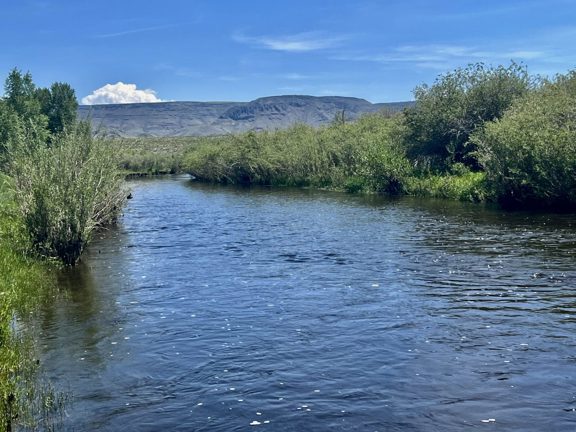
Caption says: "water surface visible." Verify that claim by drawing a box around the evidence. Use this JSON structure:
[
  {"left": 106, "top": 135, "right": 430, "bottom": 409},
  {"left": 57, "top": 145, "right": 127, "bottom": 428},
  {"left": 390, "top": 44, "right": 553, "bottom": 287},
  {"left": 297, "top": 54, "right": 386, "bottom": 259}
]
[{"left": 40, "top": 176, "right": 576, "bottom": 431}]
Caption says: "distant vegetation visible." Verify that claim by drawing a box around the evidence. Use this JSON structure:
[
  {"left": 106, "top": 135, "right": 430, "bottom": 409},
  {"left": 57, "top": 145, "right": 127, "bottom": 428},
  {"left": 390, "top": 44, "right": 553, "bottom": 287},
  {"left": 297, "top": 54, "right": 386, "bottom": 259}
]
[
  {"left": 118, "top": 136, "right": 195, "bottom": 175},
  {"left": 184, "top": 115, "right": 409, "bottom": 194},
  {"left": 179, "top": 62, "right": 576, "bottom": 210}
]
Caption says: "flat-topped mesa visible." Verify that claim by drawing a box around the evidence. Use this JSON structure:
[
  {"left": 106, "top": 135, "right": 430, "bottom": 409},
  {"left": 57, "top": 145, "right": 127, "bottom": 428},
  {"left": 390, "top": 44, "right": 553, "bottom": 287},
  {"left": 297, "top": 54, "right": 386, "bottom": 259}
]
[{"left": 78, "top": 95, "right": 414, "bottom": 137}]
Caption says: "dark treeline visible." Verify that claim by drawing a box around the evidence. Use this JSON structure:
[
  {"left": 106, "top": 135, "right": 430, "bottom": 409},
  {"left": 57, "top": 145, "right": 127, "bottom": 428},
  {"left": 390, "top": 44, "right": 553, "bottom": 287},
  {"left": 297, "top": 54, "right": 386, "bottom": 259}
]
[{"left": 183, "top": 62, "right": 576, "bottom": 210}]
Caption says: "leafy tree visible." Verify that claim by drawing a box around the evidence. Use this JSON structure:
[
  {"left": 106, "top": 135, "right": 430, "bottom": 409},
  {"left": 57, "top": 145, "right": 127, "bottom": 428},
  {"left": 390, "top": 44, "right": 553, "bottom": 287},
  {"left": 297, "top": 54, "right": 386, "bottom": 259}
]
[
  {"left": 3, "top": 68, "right": 42, "bottom": 121},
  {"left": 41, "top": 82, "right": 78, "bottom": 134},
  {"left": 2, "top": 69, "right": 49, "bottom": 148},
  {"left": 402, "top": 62, "right": 533, "bottom": 170}
]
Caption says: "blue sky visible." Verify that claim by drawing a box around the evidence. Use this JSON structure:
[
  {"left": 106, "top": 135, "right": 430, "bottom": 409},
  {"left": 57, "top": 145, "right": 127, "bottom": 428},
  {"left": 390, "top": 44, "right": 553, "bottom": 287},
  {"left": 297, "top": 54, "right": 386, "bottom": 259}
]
[{"left": 1, "top": 0, "right": 575, "bottom": 104}]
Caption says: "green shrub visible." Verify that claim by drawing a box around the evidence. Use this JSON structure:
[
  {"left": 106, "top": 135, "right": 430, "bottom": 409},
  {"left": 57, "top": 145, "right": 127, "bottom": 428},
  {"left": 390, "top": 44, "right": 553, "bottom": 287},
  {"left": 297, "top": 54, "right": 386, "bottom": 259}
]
[
  {"left": 475, "top": 70, "right": 576, "bottom": 209},
  {"left": 184, "top": 114, "right": 410, "bottom": 194},
  {"left": 401, "top": 62, "right": 533, "bottom": 170},
  {"left": 8, "top": 122, "right": 126, "bottom": 265}
]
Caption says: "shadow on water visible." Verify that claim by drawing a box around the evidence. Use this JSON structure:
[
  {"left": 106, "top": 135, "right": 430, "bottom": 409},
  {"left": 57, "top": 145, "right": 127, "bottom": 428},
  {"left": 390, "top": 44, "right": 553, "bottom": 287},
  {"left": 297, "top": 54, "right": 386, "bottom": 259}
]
[{"left": 39, "top": 225, "right": 129, "bottom": 376}]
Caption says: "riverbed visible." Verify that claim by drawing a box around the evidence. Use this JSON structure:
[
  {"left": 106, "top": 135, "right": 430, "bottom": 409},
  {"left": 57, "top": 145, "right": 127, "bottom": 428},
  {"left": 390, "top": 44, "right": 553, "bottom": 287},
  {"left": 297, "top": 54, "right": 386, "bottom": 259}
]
[{"left": 39, "top": 175, "right": 576, "bottom": 431}]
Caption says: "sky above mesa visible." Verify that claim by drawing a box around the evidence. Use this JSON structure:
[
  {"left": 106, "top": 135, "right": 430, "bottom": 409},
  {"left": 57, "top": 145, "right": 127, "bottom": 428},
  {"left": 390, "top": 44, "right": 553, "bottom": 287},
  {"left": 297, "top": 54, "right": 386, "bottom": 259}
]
[{"left": 2, "top": 0, "right": 575, "bottom": 104}]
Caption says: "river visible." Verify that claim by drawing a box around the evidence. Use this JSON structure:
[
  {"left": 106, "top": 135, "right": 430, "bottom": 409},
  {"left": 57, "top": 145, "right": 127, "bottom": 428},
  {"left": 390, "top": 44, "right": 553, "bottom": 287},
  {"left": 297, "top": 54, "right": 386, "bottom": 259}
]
[{"left": 38, "top": 175, "right": 576, "bottom": 431}]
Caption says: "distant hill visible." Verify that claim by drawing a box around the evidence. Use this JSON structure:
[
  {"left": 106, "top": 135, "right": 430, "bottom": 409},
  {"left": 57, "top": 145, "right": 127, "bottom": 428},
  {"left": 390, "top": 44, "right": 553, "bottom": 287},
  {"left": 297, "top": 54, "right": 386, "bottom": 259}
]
[{"left": 78, "top": 95, "right": 414, "bottom": 137}]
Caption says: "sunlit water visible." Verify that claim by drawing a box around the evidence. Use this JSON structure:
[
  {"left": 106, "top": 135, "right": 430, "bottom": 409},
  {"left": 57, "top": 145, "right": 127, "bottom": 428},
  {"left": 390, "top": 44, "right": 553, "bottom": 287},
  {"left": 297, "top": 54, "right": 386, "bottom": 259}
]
[{"left": 39, "top": 176, "right": 576, "bottom": 431}]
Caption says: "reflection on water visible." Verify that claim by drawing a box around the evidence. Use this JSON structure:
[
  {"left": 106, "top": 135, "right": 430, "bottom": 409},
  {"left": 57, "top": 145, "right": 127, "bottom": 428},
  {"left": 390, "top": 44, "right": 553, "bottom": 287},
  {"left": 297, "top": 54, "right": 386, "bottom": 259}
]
[{"left": 40, "top": 176, "right": 576, "bottom": 431}]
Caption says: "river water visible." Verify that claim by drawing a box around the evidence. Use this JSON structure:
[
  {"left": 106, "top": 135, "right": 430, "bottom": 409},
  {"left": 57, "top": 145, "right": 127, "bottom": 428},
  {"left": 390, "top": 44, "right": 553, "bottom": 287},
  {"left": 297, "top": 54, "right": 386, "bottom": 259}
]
[{"left": 39, "top": 176, "right": 576, "bottom": 431}]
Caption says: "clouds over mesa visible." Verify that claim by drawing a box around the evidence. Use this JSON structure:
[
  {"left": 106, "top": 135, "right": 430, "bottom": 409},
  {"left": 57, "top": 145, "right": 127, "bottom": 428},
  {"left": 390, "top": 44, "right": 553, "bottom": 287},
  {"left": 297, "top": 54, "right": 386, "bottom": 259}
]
[{"left": 81, "top": 82, "right": 163, "bottom": 105}]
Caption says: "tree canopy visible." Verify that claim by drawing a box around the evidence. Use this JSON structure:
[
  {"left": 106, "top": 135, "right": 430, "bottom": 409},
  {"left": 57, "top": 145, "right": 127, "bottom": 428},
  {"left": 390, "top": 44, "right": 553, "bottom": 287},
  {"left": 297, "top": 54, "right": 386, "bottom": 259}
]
[{"left": 0, "top": 68, "right": 78, "bottom": 168}]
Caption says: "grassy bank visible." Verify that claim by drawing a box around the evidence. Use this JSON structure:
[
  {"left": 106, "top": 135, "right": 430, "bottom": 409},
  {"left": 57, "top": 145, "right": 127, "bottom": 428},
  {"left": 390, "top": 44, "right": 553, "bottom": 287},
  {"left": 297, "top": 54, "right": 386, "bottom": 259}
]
[
  {"left": 1, "top": 69, "right": 126, "bottom": 429},
  {"left": 0, "top": 176, "right": 64, "bottom": 431}
]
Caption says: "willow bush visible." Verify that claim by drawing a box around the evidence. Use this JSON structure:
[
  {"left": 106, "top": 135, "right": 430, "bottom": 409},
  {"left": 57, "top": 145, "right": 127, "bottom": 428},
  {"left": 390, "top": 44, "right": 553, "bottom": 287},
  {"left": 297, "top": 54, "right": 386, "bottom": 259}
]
[
  {"left": 184, "top": 114, "right": 410, "bottom": 194},
  {"left": 8, "top": 122, "right": 126, "bottom": 265},
  {"left": 401, "top": 62, "right": 532, "bottom": 170},
  {"left": 475, "top": 70, "right": 576, "bottom": 209}
]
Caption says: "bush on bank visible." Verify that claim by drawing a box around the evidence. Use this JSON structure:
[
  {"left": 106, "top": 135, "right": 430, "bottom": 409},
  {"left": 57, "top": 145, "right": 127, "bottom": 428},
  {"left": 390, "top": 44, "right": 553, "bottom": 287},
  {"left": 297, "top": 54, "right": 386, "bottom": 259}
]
[
  {"left": 184, "top": 114, "right": 411, "bottom": 194},
  {"left": 399, "top": 62, "right": 533, "bottom": 171},
  {"left": 474, "top": 71, "right": 576, "bottom": 209},
  {"left": 8, "top": 122, "right": 126, "bottom": 265},
  {"left": 1, "top": 69, "right": 126, "bottom": 265}
]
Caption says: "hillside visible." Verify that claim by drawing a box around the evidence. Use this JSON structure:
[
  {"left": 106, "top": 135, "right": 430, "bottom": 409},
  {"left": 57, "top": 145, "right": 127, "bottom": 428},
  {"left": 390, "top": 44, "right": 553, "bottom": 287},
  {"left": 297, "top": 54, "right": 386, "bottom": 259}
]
[{"left": 78, "top": 95, "right": 413, "bottom": 137}]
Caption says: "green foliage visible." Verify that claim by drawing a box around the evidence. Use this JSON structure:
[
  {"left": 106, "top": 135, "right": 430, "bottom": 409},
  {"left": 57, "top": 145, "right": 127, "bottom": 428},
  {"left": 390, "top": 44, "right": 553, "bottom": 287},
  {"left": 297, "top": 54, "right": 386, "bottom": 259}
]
[
  {"left": 183, "top": 114, "right": 410, "bottom": 194},
  {"left": 0, "top": 101, "right": 23, "bottom": 169},
  {"left": 475, "top": 70, "right": 576, "bottom": 209},
  {"left": 1, "top": 70, "right": 78, "bottom": 168},
  {"left": 118, "top": 136, "right": 197, "bottom": 175},
  {"left": 401, "top": 62, "right": 532, "bottom": 170},
  {"left": 1, "top": 68, "right": 122, "bottom": 265},
  {"left": 41, "top": 82, "right": 78, "bottom": 134},
  {"left": 1, "top": 69, "right": 50, "bottom": 151},
  {"left": 0, "top": 176, "right": 63, "bottom": 431},
  {"left": 406, "top": 170, "right": 489, "bottom": 202},
  {"left": 9, "top": 122, "right": 126, "bottom": 265},
  {"left": 3, "top": 69, "right": 41, "bottom": 121}
]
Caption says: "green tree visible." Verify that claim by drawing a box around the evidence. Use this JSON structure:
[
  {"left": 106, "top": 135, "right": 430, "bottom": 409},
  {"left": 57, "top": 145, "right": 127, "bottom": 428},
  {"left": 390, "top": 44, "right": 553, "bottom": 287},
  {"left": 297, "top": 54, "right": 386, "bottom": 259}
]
[
  {"left": 41, "top": 82, "right": 78, "bottom": 134},
  {"left": 0, "top": 101, "right": 23, "bottom": 168},
  {"left": 2, "top": 69, "right": 49, "bottom": 146},
  {"left": 4, "top": 68, "right": 41, "bottom": 120},
  {"left": 402, "top": 62, "right": 533, "bottom": 170}
]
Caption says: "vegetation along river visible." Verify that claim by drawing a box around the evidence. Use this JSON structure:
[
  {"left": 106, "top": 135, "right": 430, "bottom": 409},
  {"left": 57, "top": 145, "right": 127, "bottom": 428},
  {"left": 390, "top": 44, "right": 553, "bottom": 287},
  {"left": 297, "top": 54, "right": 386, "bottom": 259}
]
[{"left": 39, "top": 176, "right": 576, "bottom": 431}]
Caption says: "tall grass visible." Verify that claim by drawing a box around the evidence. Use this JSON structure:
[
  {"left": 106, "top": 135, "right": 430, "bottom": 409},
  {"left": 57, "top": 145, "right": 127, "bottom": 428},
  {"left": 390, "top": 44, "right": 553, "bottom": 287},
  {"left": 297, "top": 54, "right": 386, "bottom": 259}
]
[
  {"left": 406, "top": 171, "right": 489, "bottom": 202},
  {"left": 8, "top": 122, "right": 126, "bottom": 265}
]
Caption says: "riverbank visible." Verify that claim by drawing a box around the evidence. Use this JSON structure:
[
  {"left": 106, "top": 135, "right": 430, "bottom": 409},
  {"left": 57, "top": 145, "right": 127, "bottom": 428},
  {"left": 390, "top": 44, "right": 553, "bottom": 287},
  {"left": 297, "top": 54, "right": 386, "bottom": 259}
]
[
  {"left": 0, "top": 177, "right": 63, "bottom": 430},
  {"left": 176, "top": 65, "right": 574, "bottom": 211},
  {"left": 119, "top": 130, "right": 491, "bottom": 203},
  {"left": 0, "top": 69, "right": 126, "bottom": 430}
]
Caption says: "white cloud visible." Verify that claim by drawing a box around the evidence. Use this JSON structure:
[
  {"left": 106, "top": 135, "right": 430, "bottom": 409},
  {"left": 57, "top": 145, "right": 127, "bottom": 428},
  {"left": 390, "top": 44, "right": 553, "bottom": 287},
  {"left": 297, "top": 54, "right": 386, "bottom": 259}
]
[
  {"left": 81, "top": 82, "right": 163, "bottom": 105},
  {"left": 233, "top": 31, "right": 345, "bottom": 52}
]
